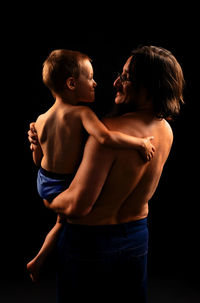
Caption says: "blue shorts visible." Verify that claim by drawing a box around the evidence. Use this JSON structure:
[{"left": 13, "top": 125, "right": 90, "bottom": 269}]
[
  {"left": 37, "top": 167, "right": 74, "bottom": 202},
  {"left": 56, "top": 218, "right": 149, "bottom": 302}
]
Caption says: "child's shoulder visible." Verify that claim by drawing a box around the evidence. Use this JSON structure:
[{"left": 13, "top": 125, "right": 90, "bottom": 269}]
[
  {"left": 36, "top": 112, "right": 46, "bottom": 123},
  {"left": 35, "top": 113, "right": 46, "bottom": 129},
  {"left": 73, "top": 105, "right": 92, "bottom": 112},
  {"left": 35, "top": 106, "right": 54, "bottom": 126},
  {"left": 35, "top": 103, "right": 58, "bottom": 122},
  {"left": 68, "top": 105, "right": 93, "bottom": 116}
]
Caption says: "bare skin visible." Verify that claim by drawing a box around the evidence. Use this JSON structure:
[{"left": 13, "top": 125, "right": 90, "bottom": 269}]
[
  {"left": 28, "top": 111, "right": 162, "bottom": 282},
  {"left": 35, "top": 110, "right": 172, "bottom": 282},
  {"left": 27, "top": 215, "right": 63, "bottom": 282},
  {"left": 33, "top": 59, "right": 155, "bottom": 173},
  {"left": 34, "top": 101, "right": 155, "bottom": 174},
  {"left": 47, "top": 56, "right": 173, "bottom": 224},
  {"left": 48, "top": 111, "right": 173, "bottom": 225},
  {"left": 27, "top": 57, "right": 156, "bottom": 282}
]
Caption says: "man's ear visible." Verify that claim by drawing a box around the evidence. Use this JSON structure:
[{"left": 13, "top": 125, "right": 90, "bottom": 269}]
[{"left": 66, "top": 77, "right": 76, "bottom": 90}]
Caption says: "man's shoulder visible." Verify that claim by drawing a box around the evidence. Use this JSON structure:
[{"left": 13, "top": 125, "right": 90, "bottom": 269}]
[
  {"left": 161, "top": 119, "right": 174, "bottom": 145},
  {"left": 101, "top": 116, "right": 123, "bottom": 127},
  {"left": 163, "top": 119, "right": 173, "bottom": 135},
  {"left": 101, "top": 113, "right": 139, "bottom": 130}
]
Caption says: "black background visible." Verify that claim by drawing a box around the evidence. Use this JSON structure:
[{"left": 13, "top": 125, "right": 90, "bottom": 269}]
[{"left": 2, "top": 4, "right": 199, "bottom": 302}]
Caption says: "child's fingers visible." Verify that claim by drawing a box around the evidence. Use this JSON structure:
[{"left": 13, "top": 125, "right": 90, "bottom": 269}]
[{"left": 147, "top": 136, "right": 154, "bottom": 141}]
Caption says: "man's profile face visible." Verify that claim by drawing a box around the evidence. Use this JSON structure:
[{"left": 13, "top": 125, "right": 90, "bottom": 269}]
[{"left": 113, "top": 56, "right": 135, "bottom": 105}]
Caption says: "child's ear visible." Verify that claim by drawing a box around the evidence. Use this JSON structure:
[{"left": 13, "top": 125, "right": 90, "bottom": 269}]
[{"left": 66, "top": 77, "right": 76, "bottom": 90}]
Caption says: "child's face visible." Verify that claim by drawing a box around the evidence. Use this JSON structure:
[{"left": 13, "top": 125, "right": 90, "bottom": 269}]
[{"left": 75, "top": 59, "right": 97, "bottom": 103}]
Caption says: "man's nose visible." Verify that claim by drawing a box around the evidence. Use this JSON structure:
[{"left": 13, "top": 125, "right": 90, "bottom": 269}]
[{"left": 113, "top": 75, "right": 121, "bottom": 88}]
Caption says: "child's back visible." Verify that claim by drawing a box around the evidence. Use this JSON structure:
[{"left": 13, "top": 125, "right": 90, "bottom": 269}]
[{"left": 35, "top": 102, "right": 86, "bottom": 174}]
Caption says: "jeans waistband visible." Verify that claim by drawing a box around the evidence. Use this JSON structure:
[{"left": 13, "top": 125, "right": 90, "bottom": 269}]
[
  {"left": 59, "top": 218, "right": 148, "bottom": 254},
  {"left": 64, "top": 217, "right": 148, "bottom": 236}
]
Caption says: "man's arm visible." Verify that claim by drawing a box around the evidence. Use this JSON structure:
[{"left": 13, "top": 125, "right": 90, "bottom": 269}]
[
  {"left": 28, "top": 122, "right": 43, "bottom": 166},
  {"left": 28, "top": 122, "right": 38, "bottom": 147},
  {"left": 46, "top": 136, "right": 115, "bottom": 217},
  {"left": 32, "top": 144, "right": 43, "bottom": 167}
]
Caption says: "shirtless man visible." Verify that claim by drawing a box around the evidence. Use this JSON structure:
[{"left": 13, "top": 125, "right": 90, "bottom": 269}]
[
  {"left": 29, "top": 45, "right": 184, "bottom": 302},
  {"left": 27, "top": 49, "right": 155, "bottom": 283}
]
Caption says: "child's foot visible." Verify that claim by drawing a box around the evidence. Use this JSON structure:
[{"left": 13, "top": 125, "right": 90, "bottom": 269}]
[
  {"left": 141, "top": 136, "right": 156, "bottom": 161},
  {"left": 27, "top": 258, "right": 41, "bottom": 283}
]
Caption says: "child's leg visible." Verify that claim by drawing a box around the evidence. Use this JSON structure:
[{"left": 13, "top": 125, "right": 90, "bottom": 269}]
[{"left": 27, "top": 215, "right": 64, "bottom": 282}]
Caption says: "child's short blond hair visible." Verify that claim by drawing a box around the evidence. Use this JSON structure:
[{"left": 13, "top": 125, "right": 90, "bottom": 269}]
[{"left": 42, "top": 49, "right": 91, "bottom": 94}]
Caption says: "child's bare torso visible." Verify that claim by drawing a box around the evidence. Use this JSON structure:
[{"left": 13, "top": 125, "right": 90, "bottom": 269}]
[{"left": 35, "top": 103, "right": 87, "bottom": 174}]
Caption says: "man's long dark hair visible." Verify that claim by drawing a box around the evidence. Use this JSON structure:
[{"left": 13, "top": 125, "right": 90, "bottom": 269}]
[
  {"left": 129, "top": 45, "right": 185, "bottom": 120},
  {"left": 109, "top": 45, "right": 185, "bottom": 120}
]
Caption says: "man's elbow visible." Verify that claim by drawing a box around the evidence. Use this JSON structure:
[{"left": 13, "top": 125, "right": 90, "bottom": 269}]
[{"left": 63, "top": 204, "right": 92, "bottom": 218}]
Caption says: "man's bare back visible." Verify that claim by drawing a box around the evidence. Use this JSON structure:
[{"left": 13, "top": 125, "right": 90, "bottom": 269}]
[{"left": 65, "top": 112, "right": 173, "bottom": 225}]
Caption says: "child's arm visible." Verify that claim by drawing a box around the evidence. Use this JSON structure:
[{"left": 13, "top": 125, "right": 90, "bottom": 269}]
[
  {"left": 27, "top": 215, "right": 64, "bottom": 282},
  {"left": 80, "top": 107, "right": 155, "bottom": 161}
]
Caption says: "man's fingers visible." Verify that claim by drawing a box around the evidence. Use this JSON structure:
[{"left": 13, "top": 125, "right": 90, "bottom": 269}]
[{"left": 29, "top": 122, "right": 36, "bottom": 129}]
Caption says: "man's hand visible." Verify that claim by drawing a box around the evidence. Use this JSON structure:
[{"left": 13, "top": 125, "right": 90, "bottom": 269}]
[{"left": 28, "top": 122, "right": 38, "bottom": 151}]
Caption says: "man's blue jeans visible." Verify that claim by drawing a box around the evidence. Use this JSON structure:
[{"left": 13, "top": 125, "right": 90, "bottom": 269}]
[{"left": 56, "top": 218, "right": 148, "bottom": 302}]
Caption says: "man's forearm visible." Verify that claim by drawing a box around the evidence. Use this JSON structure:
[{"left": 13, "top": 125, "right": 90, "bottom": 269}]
[
  {"left": 44, "top": 189, "right": 91, "bottom": 218},
  {"left": 32, "top": 144, "right": 43, "bottom": 167}
]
